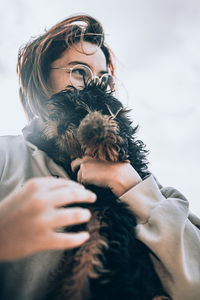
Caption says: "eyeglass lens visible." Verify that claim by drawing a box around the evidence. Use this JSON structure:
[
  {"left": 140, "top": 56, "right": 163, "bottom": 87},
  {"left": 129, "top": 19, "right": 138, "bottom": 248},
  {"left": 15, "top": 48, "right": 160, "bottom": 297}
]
[
  {"left": 70, "top": 65, "right": 114, "bottom": 90},
  {"left": 70, "top": 65, "right": 92, "bottom": 89}
]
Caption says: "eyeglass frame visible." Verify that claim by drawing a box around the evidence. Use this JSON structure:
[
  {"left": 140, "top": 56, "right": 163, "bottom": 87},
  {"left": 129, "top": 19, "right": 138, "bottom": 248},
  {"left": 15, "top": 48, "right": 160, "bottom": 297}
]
[{"left": 50, "top": 63, "right": 114, "bottom": 90}]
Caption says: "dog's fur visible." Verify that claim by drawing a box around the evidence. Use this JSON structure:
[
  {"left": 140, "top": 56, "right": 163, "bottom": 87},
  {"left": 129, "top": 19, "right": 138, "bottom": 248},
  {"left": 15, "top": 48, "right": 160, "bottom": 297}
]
[{"left": 35, "top": 83, "right": 170, "bottom": 300}]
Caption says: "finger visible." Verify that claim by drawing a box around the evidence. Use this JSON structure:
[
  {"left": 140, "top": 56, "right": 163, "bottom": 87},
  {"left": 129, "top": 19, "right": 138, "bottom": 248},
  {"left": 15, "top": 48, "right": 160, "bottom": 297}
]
[
  {"left": 51, "top": 231, "right": 90, "bottom": 250},
  {"left": 49, "top": 178, "right": 85, "bottom": 190},
  {"left": 49, "top": 187, "right": 96, "bottom": 207},
  {"left": 77, "top": 169, "right": 89, "bottom": 185},
  {"left": 71, "top": 156, "right": 95, "bottom": 172},
  {"left": 52, "top": 208, "right": 91, "bottom": 228},
  {"left": 24, "top": 177, "right": 84, "bottom": 194},
  {"left": 71, "top": 158, "right": 83, "bottom": 172},
  {"left": 77, "top": 168, "right": 83, "bottom": 184}
]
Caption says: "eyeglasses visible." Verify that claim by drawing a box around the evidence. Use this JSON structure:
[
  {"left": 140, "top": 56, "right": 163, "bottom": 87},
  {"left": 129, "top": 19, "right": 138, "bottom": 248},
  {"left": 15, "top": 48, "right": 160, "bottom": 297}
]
[{"left": 51, "top": 64, "right": 114, "bottom": 90}]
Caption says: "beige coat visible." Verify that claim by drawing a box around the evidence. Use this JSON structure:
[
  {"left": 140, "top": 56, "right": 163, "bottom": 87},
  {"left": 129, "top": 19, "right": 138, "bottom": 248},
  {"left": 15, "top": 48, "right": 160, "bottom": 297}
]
[{"left": 0, "top": 134, "right": 200, "bottom": 300}]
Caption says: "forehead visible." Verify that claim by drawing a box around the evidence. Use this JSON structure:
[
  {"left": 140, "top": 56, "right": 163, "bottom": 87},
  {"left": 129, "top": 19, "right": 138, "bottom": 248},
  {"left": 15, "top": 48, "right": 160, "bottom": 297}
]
[{"left": 51, "top": 41, "right": 107, "bottom": 71}]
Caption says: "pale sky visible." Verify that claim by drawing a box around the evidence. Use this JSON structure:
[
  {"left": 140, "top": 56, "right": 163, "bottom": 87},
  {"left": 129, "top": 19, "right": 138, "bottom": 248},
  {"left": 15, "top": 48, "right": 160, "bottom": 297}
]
[{"left": 0, "top": 0, "right": 199, "bottom": 214}]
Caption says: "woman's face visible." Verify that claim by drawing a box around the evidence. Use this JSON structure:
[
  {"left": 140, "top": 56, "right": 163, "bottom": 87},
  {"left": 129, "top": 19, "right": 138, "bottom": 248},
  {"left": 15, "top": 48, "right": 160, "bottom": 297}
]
[{"left": 48, "top": 41, "right": 108, "bottom": 94}]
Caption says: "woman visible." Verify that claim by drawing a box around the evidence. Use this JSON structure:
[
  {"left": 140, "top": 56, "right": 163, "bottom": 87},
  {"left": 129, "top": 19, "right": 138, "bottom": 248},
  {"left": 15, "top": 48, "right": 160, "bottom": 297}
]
[{"left": 0, "top": 14, "right": 199, "bottom": 300}]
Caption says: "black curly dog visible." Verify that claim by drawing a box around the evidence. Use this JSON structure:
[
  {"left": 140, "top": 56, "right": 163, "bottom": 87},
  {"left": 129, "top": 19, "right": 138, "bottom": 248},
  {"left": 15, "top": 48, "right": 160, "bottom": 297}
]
[{"left": 32, "top": 83, "right": 170, "bottom": 300}]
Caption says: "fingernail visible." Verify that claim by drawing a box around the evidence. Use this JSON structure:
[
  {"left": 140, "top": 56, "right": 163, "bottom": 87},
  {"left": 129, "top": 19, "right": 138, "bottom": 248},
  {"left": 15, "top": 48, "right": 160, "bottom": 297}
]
[
  {"left": 82, "top": 209, "right": 91, "bottom": 218},
  {"left": 89, "top": 191, "right": 96, "bottom": 201},
  {"left": 81, "top": 232, "right": 90, "bottom": 240}
]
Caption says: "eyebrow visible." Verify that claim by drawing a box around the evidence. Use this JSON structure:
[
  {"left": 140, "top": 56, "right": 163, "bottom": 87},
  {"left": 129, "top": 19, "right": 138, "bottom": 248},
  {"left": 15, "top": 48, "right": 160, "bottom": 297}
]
[{"left": 67, "top": 60, "right": 108, "bottom": 75}]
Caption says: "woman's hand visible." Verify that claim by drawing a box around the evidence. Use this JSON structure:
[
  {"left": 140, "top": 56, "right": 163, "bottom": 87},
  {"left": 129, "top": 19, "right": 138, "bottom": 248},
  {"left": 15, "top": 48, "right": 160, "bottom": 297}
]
[
  {"left": 0, "top": 177, "right": 96, "bottom": 261},
  {"left": 71, "top": 156, "right": 142, "bottom": 197}
]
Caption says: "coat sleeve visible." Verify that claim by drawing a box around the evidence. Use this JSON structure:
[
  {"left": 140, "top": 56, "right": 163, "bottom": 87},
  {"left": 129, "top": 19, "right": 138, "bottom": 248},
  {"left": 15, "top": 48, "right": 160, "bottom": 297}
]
[
  {"left": 120, "top": 175, "right": 200, "bottom": 300},
  {"left": 0, "top": 137, "right": 7, "bottom": 180}
]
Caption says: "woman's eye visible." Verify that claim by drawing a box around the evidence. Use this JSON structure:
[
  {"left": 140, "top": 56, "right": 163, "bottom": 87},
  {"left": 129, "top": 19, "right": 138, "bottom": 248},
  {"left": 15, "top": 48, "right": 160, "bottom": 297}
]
[{"left": 73, "top": 68, "right": 86, "bottom": 77}]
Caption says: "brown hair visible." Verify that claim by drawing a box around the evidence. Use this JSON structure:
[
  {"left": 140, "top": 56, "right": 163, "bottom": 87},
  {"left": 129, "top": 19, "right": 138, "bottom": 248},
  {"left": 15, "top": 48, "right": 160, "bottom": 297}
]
[{"left": 17, "top": 14, "right": 115, "bottom": 120}]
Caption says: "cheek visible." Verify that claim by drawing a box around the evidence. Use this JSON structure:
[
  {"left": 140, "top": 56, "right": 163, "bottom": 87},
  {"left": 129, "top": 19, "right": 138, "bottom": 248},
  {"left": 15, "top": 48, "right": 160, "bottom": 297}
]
[{"left": 48, "top": 71, "right": 71, "bottom": 94}]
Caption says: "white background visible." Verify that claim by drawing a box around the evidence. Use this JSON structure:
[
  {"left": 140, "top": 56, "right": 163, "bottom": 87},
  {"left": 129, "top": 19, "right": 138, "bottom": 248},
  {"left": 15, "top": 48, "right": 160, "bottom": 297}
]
[{"left": 0, "top": 0, "right": 199, "bottom": 215}]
